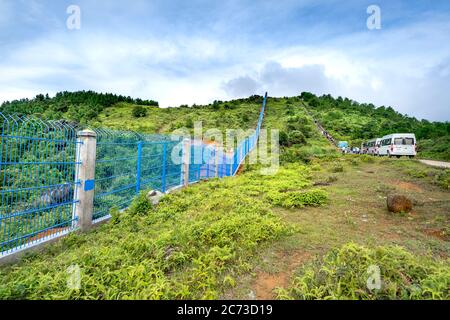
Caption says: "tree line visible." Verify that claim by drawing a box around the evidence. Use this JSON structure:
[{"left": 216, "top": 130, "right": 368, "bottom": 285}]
[{"left": 0, "top": 91, "right": 159, "bottom": 123}]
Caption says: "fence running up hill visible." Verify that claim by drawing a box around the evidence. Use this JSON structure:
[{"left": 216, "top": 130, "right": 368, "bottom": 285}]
[{"left": 0, "top": 93, "right": 267, "bottom": 257}]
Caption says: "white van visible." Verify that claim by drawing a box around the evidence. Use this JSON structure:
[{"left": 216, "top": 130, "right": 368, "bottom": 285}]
[
  {"left": 378, "top": 133, "right": 417, "bottom": 158},
  {"left": 366, "top": 138, "right": 382, "bottom": 155}
]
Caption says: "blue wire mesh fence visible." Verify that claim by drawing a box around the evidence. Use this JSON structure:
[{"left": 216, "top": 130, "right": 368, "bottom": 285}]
[
  {"left": 92, "top": 130, "right": 182, "bottom": 223},
  {"left": 0, "top": 92, "right": 267, "bottom": 256},
  {"left": 0, "top": 114, "right": 80, "bottom": 255}
]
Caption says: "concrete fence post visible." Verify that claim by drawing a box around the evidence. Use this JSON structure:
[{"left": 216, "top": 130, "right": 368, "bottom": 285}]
[
  {"left": 182, "top": 138, "right": 191, "bottom": 187},
  {"left": 74, "top": 129, "right": 97, "bottom": 232}
]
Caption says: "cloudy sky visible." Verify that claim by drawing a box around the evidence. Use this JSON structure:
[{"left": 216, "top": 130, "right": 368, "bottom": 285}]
[{"left": 0, "top": 0, "right": 449, "bottom": 120}]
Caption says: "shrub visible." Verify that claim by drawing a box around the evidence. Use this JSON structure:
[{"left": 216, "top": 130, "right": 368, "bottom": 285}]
[
  {"left": 128, "top": 191, "right": 153, "bottom": 216},
  {"left": 326, "top": 175, "right": 338, "bottom": 183},
  {"left": 132, "top": 105, "right": 147, "bottom": 118},
  {"left": 288, "top": 130, "right": 306, "bottom": 146},
  {"left": 279, "top": 131, "right": 289, "bottom": 147},
  {"left": 359, "top": 155, "right": 375, "bottom": 163},
  {"left": 434, "top": 170, "right": 450, "bottom": 190},
  {"left": 331, "top": 163, "right": 344, "bottom": 173},
  {"left": 277, "top": 243, "right": 450, "bottom": 300},
  {"left": 268, "top": 189, "right": 328, "bottom": 208},
  {"left": 185, "top": 117, "right": 194, "bottom": 128},
  {"left": 407, "top": 169, "right": 428, "bottom": 179},
  {"left": 281, "top": 148, "right": 313, "bottom": 164}
]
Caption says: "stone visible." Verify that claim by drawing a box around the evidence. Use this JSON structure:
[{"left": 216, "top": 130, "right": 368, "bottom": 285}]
[
  {"left": 146, "top": 190, "right": 164, "bottom": 205},
  {"left": 387, "top": 194, "right": 413, "bottom": 213}
]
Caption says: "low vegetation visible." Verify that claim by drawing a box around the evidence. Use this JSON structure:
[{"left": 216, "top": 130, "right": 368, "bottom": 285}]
[
  {"left": 277, "top": 243, "right": 449, "bottom": 300},
  {"left": 0, "top": 163, "right": 327, "bottom": 299}
]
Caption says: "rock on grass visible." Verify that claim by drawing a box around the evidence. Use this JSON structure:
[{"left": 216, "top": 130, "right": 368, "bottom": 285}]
[{"left": 387, "top": 194, "right": 413, "bottom": 213}]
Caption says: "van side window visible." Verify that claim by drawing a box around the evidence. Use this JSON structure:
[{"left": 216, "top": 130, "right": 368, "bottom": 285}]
[
  {"left": 394, "top": 138, "right": 403, "bottom": 145},
  {"left": 404, "top": 138, "right": 414, "bottom": 145}
]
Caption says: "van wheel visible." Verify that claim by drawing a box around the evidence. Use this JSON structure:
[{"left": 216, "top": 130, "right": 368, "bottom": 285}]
[
  {"left": 409, "top": 155, "right": 415, "bottom": 159},
  {"left": 396, "top": 155, "right": 401, "bottom": 159}
]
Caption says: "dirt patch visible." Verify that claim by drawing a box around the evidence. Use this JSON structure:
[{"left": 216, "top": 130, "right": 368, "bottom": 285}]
[
  {"left": 395, "top": 181, "right": 423, "bottom": 192},
  {"left": 423, "top": 228, "right": 448, "bottom": 241},
  {"left": 255, "top": 272, "right": 288, "bottom": 300},
  {"left": 254, "top": 251, "right": 311, "bottom": 299}
]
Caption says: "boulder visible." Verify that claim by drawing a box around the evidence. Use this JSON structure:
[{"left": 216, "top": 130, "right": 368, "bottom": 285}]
[
  {"left": 387, "top": 194, "right": 413, "bottom": 213},
  {"left": 146, "top": 190, "right": 164, "bottom": 205}
]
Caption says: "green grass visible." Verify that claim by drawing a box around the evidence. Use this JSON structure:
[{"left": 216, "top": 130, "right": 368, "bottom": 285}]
[
  {"left": 0, "top": 163, "right": 325, "bottom": 299},
  {"left": 277, "top": 243, "right": 449, "bottom": 300}
]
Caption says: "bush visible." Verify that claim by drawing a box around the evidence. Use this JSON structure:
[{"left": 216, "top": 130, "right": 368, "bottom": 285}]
[
  {"left": 288, "top": 130, "right": 307, "bottom": 146},
  {"left": 277, "top": 243, "right": 450, "bottom": 300},
  {"left": 185, "top": 117, "right": 194, "bottom": 128},
  {"left": 132, "top": 105, "right": 147, "bottom": 118},
  {"left": 407, "top": 169, "right": 427, "bottom": 178},
  {"left": 326, "top": 175, "right": 338, "bottom": 183},
  {"left": 128, "top": 191, "right": 153, "bottom": 216},
  {"left": 434, "top": 170, "right": 450, "bottom": 190},
  {"left": 268, "top": 189, "right": 328, "bottom": 208},
  {"left": 279, "top": 131, "right": 289, "bottom": 147},
  {"left": 331, "top": 163, "right": 344, "bottom": 173},
  {"left": 281, "top": 148, "right": 313, "bottom": 164}
]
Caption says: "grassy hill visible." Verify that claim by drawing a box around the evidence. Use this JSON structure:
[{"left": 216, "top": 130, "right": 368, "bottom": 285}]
[
  {"left": 300, "top": 92, "right": 450, "bottom": 161},
  {"left": 2, "top": 90, "right": 447, "bottom": 160},
  {"left": 91, "top": 98, "right": 263, "bottom": 135},
  {"left": 1, "top": 91, "right": 449, "bottom": 300}
]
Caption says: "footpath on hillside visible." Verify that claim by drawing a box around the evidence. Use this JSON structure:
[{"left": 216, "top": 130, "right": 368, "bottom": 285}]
[
  {"left": 302, "top": 104, "right": 338, "bottom": 148},
  {"left": 302, "top": 103, "right": 449, "bottom": 165},
  {"left": 419, "top": 159, "right": 450, "bottom": 169}
]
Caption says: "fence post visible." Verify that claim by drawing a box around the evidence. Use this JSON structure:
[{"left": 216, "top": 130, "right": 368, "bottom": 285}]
[
  {"left": 136, "top": 141, "right": 143, "bottom": 194},
  {"left": 162, "top": 142, "right": 167, "bottom": 193},
  {"left": 182, "top": 138, "right": 191, "bottom": 187},
  {"left": 74, "top": 129, "right": 97, "bottom": 232}
]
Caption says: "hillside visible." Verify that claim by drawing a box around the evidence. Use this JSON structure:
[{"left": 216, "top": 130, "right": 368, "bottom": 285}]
[
  {"left": 91, "top": 96, "right": 264, "bottom": 135},
  {"left": 1, "top": 93, "right": 449, "bottom": 299},
  {"left": 2, "top": 90, "right": 448, "bottom": 160},
  {"left": 300, "top": 92, "right": 450, "bottom": 161}
]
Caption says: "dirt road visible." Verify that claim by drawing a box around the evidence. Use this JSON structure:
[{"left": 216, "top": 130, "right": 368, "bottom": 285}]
[{"left": 419, "top": 159, "right": 450, "bottom": 169}]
